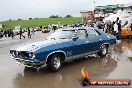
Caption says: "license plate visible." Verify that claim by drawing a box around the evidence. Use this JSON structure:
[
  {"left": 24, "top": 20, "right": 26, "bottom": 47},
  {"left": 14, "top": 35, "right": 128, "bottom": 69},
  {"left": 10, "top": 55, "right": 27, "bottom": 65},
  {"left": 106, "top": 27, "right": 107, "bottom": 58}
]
[{"left": 17, "top": 60, "right": 26, "bottom": 65}]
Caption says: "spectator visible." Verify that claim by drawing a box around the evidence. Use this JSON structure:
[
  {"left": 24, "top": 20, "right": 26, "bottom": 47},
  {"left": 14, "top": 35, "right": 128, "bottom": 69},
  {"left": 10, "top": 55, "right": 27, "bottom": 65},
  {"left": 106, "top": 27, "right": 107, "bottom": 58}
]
[
  {"left": 52, "top": 25, "right": 57, "bottom": 31},
  {"left": 117, "top": 20, "right": 122, "bottom": 40},
  {"left": 130, "top": 23, "right": 132, "bottom": 31},
  {"left": 7, "top": 30, "right": 11, "bottom": 37},
  {"left": 112, "top": 21, "right": 115, "bottom": 35},
  {"left": 97, "top": 23, "right": 102, "bottom": 29},
  {"left": 27, "top": 27, "right": 31, "bottom": 38},
  {"left": 19, "top": 28, "right": 25, "bottom": 39},
  {"left": 0, "top": 31, "right": 3, "bottom": 39},
  {"left": 124, "top": 21, "right": 128, "bottom": 27},
  {"left": 3, "top": 30, "right": 7, "bottom": 37},
  {"left": 48, "top": 24, "right": 52, "bottom": 29},
  {"left": 31, "top": 27, "right": 35, "bottom": 35},
  {"left": 113, "top": 21, "right": 120, "bottom": 43},
  {"left": 10, "top": 29, "right": 14, "bottom": 39}
]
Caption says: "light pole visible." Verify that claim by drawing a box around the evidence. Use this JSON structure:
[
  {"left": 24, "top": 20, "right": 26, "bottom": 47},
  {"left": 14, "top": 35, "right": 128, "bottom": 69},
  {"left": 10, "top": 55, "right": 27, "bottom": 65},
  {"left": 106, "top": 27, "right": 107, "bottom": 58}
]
[{"left": 93, "top": 1, "right": 96, "bottom": 21}]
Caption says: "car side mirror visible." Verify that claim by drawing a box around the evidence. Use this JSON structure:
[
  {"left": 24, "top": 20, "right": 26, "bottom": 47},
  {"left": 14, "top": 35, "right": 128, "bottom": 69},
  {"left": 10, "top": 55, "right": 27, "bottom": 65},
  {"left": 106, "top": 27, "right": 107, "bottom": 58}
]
[{"left": 72, "top": 37, "right": 78, "bottom": 41}]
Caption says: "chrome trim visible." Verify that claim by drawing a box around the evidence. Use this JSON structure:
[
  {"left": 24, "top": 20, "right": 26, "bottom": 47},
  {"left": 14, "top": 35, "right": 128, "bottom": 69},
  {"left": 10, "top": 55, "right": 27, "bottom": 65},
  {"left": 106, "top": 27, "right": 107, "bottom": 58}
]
[
  {"left": 14, "top": 58, "right": 34, "bottom": 62},
  {"left": 86, "top": 41, "right": 90, "bottom": 43},
  {"left": 65, "top": 50, "right": 99, "bottom": 61},
  {"left": 16, "top": 61, "right": 47, "bottom": 69},
  {"left": 46, "top": 50, "right": 67, "bottom": 62}
]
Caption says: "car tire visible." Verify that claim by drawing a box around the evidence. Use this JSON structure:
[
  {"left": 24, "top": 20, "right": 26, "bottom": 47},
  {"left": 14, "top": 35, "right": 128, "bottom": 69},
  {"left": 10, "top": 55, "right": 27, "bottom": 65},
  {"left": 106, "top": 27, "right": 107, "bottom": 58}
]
[
  {"left": 98, "top": 44, "right": 108, "bottom": 57},
  {"left": 47, "top": 54, "right": 63, "bottom": 72}
]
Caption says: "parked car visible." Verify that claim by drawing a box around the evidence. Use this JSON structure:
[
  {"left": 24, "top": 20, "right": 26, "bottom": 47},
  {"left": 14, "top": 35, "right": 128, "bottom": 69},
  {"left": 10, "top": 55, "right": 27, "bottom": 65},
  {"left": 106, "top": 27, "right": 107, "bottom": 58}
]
[
  {"left": 121, "top": 22, "right": 132, "bottom": 38},
  {"left": 42, "top": 27, "right": 50, "bottom": 33},
  {"left": 10, "top": 27, "right": 116, "bottom": 72},
  {"left": 13, "top": 29, "right": 24, "bottom": 35},
  {"left": 42, "top": 29, "right": 50, "bottom": 33}
]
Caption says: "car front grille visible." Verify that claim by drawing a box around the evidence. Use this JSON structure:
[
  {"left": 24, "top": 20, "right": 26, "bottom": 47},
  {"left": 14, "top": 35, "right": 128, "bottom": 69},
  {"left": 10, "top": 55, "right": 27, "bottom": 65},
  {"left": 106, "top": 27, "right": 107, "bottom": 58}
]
[
  {"left": 17, "top": 51, "right": 29, "bottom": 58},
  {"left": 10, "top": 50, "right": 30, "bottom": 58}
]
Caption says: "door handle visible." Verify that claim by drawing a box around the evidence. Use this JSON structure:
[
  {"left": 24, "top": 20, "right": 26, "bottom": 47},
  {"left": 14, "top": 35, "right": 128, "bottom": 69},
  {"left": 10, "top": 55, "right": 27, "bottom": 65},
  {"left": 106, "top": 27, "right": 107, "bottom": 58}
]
[{"left": 86, "top": 41, "right": 90, "bottom": 43}]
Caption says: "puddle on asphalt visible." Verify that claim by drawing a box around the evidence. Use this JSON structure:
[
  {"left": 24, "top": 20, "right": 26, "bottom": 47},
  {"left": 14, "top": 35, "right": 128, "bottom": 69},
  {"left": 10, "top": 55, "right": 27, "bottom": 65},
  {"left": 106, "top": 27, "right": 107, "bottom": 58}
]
[{"left": 0, "top": 40, "right": 132, "bottom": 88}]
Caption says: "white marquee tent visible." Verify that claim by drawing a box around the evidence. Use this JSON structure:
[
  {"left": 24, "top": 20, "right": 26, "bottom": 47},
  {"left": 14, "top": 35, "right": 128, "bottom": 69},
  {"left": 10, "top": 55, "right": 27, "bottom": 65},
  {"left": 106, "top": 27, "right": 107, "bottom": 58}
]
[{"left": 103, "top": 10, "right": 132, "bottom": 25}]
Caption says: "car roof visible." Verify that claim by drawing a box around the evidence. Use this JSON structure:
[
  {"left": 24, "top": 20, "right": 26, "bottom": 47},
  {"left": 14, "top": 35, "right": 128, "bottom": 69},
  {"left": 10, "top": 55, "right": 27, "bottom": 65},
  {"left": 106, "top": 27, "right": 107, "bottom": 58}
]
[{"left": 58, "top": 27, "right": 96, "bottom": 31}]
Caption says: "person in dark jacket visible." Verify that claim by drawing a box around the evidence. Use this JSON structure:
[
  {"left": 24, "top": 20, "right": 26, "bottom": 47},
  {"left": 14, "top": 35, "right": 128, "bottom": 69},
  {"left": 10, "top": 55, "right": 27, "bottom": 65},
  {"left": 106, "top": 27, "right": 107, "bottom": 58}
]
[
  {"left": 0, "top": 31, "right": 3, "bottom": 39},
  {"left": 10, "top": 29, "right": 14, "bottom": 39},
  {"left": 27, "top": 27, "right": 31, "bottom": 38},
  {"left": 7, "top": 30, "right": 11, "bottom": 37},
  {"left": 3, "top": 30, "right": 7, "bottom": 37},
  {"left": 117, "top": 20, "right": 122, "bottom": 40},
  {"left": 19, "top": 28, "right": 25, "bottom": 39},
  {"left": 130, "top": 23, "right": 132, "bottom": 31},
  {"left": 52, "top": 25, "right": 57, "bottom": 31}
]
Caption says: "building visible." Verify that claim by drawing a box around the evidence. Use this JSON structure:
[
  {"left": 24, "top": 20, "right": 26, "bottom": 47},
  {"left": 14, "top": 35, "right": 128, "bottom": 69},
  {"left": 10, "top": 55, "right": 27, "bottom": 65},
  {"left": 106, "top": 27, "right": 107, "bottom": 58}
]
[
  {"left": 95, "top": 3, "right": 132, "bottom": 18},
  {"left": 81, "top": 3, "right": 132, "bottom": 23},
  {"left": 80, "top": 10, "right": 95, "bottom": 24}
]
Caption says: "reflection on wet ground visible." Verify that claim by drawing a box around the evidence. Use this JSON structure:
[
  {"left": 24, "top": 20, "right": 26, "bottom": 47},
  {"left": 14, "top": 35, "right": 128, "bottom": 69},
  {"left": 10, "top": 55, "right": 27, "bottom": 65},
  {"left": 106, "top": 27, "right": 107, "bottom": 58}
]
[
  {"left": 0, "top": 39, "right": 132, "bottom": 88},
  {"left": 13, "top": 57, "right": 117, "bottom": 88}
]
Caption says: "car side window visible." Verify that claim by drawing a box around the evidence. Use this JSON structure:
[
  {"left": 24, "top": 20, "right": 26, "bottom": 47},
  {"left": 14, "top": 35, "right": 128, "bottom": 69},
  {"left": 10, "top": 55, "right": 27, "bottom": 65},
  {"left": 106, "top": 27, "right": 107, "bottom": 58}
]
[
  {"left": 76, "top": 29, "right": 87, "bottom": 39},
  {"left": 86, "top": 28, "right": 99, "bottom": 38}
]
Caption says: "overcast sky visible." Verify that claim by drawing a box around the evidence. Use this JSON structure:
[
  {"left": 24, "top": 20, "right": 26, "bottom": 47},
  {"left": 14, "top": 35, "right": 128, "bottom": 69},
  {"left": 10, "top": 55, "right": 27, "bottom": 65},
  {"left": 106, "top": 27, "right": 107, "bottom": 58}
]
[{"left": 0, "top": 0, "right": 131, "bottom": 21}]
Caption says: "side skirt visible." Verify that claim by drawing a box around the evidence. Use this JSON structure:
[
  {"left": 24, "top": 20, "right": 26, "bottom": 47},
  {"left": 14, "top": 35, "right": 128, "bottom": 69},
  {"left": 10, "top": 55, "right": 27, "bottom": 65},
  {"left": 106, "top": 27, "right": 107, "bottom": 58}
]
[{"left": 65, "top": 50, "right": 99, "bottom": 62}]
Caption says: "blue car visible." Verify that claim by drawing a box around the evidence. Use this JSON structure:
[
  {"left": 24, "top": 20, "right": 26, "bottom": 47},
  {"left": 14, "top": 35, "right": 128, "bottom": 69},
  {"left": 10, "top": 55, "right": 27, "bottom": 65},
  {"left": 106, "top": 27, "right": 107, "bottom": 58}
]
[{"left": 10, "top": 27, "right": 116, "bottom": 72}]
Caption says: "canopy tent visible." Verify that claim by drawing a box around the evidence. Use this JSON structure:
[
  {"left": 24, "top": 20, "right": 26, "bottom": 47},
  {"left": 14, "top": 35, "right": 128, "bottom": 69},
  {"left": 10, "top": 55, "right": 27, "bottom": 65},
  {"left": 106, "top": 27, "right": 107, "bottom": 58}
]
[{"left": 103, "top": 10, "right": 132, "bottom": 25}]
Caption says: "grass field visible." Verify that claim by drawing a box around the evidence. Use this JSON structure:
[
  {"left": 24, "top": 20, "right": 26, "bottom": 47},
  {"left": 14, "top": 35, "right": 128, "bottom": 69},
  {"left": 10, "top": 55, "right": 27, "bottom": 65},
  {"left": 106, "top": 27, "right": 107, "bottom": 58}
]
[{"left": 0, "top": 17, "right": 82, "bottom": 30}]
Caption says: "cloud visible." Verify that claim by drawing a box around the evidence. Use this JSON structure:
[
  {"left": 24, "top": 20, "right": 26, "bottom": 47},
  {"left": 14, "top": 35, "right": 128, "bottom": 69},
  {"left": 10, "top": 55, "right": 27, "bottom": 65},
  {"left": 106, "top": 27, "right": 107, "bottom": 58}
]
[{"left": 0, "top": 0, "right": 131, "bottom": 21}]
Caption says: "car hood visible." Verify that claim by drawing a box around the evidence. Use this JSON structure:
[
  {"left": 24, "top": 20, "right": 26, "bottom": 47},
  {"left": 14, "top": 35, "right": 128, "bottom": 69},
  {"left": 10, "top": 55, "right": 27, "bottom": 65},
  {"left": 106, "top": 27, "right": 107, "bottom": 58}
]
[{"left": 11, "top": 39, "right": 71, "bottom": 52}]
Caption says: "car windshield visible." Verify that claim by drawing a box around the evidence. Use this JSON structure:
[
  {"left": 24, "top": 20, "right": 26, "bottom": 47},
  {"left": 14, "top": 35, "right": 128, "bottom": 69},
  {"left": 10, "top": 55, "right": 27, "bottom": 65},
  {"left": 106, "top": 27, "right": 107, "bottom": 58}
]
[{"left": 47, "top": 30, "right": 75, "bottom": 40}]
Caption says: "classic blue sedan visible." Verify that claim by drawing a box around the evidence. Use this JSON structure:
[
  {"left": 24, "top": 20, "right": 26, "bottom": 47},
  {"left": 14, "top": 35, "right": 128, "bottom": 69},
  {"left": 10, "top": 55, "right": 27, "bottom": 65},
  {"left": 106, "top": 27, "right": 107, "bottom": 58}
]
[{"left": 10, "top": 27, "right": 116, "bottom": 72}]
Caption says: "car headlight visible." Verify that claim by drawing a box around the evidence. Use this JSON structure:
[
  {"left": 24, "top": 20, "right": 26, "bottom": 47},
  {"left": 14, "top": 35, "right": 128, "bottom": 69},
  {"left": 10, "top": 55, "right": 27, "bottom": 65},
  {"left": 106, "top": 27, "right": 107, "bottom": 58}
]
[
  {"left": 29, "top": 53, "right": 35, "bottom": 58},
  {"left": 32, "top": 54, "right": 36, "bottom": 58}
]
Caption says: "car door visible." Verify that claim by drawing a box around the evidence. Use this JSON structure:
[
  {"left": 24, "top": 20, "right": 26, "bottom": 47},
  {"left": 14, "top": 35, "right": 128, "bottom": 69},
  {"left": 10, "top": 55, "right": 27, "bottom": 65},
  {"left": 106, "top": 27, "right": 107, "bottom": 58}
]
[
  {"left": 68, "top": 29, "right": 89, "bottom": 56},
  {"left": 85, "top": 28, "right": 103, "bottom": 52}
]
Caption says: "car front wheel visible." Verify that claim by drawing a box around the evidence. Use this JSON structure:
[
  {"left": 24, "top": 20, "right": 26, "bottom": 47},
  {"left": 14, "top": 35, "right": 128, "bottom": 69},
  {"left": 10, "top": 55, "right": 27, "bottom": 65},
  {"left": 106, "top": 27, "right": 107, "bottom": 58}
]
[
  {"left": 98, "top": 44, "right": 108, "bottom": 57},
  {"left": 47, "top": 54, "right": 63, "bottom": 72}
]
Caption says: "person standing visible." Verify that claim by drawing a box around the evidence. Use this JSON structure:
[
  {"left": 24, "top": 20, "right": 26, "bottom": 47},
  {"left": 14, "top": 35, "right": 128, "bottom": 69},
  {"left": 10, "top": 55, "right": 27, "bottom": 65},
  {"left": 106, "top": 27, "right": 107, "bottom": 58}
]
[
  {"left": 27, "top": 27, "right": 31, "bottom": 38},
  {"left": 52, "top": 25, "right": 57, "bottom": 31},
  {"left": 7, "top": 30, "right": 10, "bottom": 37},
  {"left": 32, "top": 27, "right": 35, "bottom": 35},
  {"left": 4, "top": 30, "right": 7, "bottom": 37},
  {"left": 0, "top": 31, "right": 3, "bottom": 39},
  {"left": 117, "top": 20, "right": 122, "bottom": 40},
  {"left": 19, "top": 28, "right": 25, "bottom": 39},
  {"left": 104, "top": 22, "right": 108, "bottom": 33},
  {"left": 10, "top": 29, "right": 14, "bottom": 39},
  {"left": 113, "top": 21, "right": 120, "bottom": 43}
]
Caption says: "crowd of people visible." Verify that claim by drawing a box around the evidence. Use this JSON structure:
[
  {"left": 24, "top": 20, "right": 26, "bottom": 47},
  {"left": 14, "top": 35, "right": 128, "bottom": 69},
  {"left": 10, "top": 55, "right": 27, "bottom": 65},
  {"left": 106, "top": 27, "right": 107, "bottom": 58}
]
[
  {"left": 81, "top": 17, "right": 131, "bottom": 42},
  {"left": 0, "top": 18, "right": 131, "bottom": 42},
  {"left": 0, "top": 29, "right": 14, "bottom": 39},
  {"left": 97, "top": 18, "right": 122, "bottom": 42},
  {"left": 0, "top": 27, "right": 36, "bottom": 39}
]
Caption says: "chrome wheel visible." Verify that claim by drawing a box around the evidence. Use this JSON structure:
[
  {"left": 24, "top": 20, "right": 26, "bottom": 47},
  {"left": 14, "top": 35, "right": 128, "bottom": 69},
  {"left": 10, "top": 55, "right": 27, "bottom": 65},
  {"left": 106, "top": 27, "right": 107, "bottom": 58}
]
[
  {"left": 47, "top": 54, "right": 63, "bottom": 72},
  {"left": 53, "top": 57, "right": 61, "bottom": 69},
  {"left": 98, "top": 44, "right": 108, "bottom": 57},
  {"left": 102, "top": 45, "right": 107, "bottom": 55}
]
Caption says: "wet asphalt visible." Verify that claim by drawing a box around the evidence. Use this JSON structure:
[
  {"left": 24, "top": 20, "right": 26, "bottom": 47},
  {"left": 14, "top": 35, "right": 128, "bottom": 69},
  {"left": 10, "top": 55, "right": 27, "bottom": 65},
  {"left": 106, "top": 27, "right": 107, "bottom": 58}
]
[{"left": 0, "top": 31, "right": 132, "bottom": 88}]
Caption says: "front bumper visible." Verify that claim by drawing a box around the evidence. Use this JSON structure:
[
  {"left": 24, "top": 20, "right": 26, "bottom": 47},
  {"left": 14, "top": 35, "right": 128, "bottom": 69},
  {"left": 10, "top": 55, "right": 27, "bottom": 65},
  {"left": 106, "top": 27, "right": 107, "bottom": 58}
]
[{"left": 11, "top": 55, "right": 46, "bottom": 68}]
